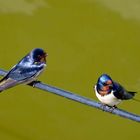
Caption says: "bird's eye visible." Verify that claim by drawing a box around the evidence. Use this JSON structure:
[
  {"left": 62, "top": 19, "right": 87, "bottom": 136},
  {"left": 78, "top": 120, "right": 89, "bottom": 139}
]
[{"left": 103, "top": 83, "right": 108, "bottom": 86}]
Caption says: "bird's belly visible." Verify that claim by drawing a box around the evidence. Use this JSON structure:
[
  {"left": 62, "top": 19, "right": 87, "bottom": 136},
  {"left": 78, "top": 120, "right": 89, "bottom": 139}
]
[{"left": 95, "top": 86, "right": 122, "bottom": 106}]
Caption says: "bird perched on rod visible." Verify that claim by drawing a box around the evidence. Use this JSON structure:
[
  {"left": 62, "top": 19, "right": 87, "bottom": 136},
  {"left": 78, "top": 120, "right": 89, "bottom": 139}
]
[
  {"left": 94, "top": 74, "right": 136, "bottom": 107},
  {"left": 0, "top": 48, "right": 47, "bottom": 92}
]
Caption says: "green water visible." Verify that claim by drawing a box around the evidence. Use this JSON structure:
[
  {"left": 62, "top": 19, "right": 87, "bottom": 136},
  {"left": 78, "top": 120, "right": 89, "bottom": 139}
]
[{"left": 0, "top": 0, "right": 140, "bottom": 139}]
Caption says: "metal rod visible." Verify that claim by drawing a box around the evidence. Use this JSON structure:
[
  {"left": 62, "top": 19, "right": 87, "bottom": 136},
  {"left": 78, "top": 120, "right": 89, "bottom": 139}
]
[{"left": 0, "top": 68, "right": 140, "bottom": 123}]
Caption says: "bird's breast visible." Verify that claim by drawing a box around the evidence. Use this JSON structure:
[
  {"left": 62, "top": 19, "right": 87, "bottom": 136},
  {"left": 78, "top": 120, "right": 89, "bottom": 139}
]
[{"left": 95, "top": 85, "right": 122, "bottom": 106}]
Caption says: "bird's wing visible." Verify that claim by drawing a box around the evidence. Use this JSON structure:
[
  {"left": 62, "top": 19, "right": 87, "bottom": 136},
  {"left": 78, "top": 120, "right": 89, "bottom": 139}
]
[
  {"left": 0, "top": 64, "right": 44, "bottom": 91},
  {"left": 8, "top": 63, "right": 44, "bottom": 80},
  {"left": 0, "top": 77, "right": 18, "bottom": 92},
  {"left": 113, "top": 82, "right": 135, "bottom": 100}
]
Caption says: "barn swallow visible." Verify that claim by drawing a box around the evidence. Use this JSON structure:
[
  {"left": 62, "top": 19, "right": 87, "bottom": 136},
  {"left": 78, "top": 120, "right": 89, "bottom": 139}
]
[
  {"left": 94, "top": 74, "right": 136, "bottom": 107},
  {"left": 0, "top": 48, "right": 47, "bottom": 92}
]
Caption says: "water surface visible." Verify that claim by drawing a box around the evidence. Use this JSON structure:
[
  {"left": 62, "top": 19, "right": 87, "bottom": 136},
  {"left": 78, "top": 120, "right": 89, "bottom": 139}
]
[{"left": 0, "top": 0, "right": 140, "bottom": 140}]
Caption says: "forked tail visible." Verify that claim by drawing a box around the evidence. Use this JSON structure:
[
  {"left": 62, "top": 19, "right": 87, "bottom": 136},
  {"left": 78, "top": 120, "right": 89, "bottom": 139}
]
[{"left": 132, "top": 98, "right": 140, "bottom": 102}]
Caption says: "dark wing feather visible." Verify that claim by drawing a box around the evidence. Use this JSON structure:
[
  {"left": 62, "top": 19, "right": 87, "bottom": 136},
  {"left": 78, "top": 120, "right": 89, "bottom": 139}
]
[
  {"left": 0, "top": 64, "right": 44, "bottom": 92},
  {"left": 6, "top": 64, "right": 44, "bottom": 81},
  {"left": 113, "top": 82, "right": 136, "bottom": 100}
]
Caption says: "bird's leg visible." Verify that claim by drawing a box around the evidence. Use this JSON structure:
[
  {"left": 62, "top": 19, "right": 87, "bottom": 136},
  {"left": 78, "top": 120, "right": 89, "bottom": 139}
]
[
  {"left": 28, "top": 80, "right": 41, "bottom": 87},
  {"left": 113, "top": 105, "right": 117, "bottom": 109},
  {"left": 108, "top": 105, "right": 117, "bottom": 113},
  {"left": 100, "top": 103, "right": 108, "bottom": 111},
  {"left": 100, "top": 104, "right": 117, "bottom": 112}
]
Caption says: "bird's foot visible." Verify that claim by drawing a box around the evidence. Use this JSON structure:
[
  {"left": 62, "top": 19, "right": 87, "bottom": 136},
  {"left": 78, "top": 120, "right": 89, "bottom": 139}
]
[
  {"left": 108, "top": 105, "right": 117, "bottom": 113},
  {"left": 101, "top": 104, "right": 117, "bottom": 112},
  {"left": 28, "top": 80, "right": 41, "bottom": 87},
  {"left": 100, "top": 104, "right": 108, "bottom": 111}
]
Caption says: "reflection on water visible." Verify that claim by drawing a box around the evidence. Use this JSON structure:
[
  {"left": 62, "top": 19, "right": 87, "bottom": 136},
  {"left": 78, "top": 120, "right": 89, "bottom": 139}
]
[
  {"left": 93, "top": 0, "right": 140, "bottom": 20},
  {"left": 0, "top": 0, "right": 47, "bottom": 15}
]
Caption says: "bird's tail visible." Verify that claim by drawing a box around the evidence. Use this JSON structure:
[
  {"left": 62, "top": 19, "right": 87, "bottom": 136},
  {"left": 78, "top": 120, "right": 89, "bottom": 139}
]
[
  {"left": 132, "top": 98, "right": 140, "bottom": 102},
  {"left": 127, "top": 91, "right": 137, "bottom": 98},
  {"left": 0, "top": 77, "right": 18, "bottom": 92},
  {"left": 128, "top": 91, "right": 140, "bottom": 102},
  {"left": 128, "top": 91, "right": 137, "bottom": 95}
]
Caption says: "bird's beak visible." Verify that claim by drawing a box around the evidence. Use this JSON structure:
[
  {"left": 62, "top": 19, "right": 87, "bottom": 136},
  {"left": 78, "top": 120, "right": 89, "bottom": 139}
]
[
  {"left": 41, "top": 53, "right": 48, "bottom": 62},
  {"left": 46, "top": 53, "right": 48, "bottom": 57}
]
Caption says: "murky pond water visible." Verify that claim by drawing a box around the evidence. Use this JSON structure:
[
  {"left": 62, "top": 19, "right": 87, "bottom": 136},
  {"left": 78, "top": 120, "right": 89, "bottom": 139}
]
[{"left": 0, "top": 0, "right": 140, "bottom": 140}]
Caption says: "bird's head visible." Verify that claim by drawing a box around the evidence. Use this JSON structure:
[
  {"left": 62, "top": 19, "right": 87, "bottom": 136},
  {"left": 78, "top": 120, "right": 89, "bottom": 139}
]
[
  {"left": 31, "top": 48, "right": 48, "bottom": 64},
  {"left": 97, "top": 74, "right": 113, "bottom": 96}
]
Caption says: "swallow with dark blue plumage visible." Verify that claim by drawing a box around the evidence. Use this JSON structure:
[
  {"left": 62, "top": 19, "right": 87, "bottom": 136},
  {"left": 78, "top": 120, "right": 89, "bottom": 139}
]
[
  {"left": 94, "top": 74, "right": 136, "bottom": 107},
  {"left": 0, "top": 48, "right": 47, "bottom": 92}
]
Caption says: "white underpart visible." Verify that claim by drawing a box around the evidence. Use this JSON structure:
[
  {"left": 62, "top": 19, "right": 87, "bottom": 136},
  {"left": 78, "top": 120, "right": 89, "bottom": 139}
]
[{"left": 94, "top": 85, "right": 122, "bottom": 106}]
